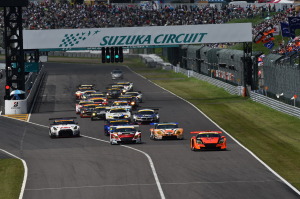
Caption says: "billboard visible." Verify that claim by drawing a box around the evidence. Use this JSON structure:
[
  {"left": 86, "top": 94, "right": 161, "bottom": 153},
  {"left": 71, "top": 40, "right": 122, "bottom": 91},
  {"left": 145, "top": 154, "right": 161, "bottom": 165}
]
[{"left": 23, "top": 23, "right": 252, "bottom": 51}]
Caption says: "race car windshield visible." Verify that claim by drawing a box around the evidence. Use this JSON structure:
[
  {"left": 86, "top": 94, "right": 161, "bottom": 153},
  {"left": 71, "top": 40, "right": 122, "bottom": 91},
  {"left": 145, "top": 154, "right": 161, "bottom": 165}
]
[
  {"left": 113, "top": 71, "right": 122, "bottom": 74},
  {"left": 197, "top": 134, "right": 220, "bottom": 138},
  {"left": 157, "top": 124, "right": 178, "bottom": 129},
  {"left": 117, "top": 128, "right": 135, "bottom": 132},
  {"left": 53, "top": 120, "right": 75, "bottom": 125},
  {"left": 110, "top": 109, "right": 126, "bottom": 113},
  {"left": 139, "top": 111, "right": 154, "bottom": 114},
  {"left": 95, "top": 108, "right": 106, "bottom": 111},
  {"left": 83, "top": 105, "right": 95, "bottom": 109},
  {"left": 79, "top": 101, "right": 93, "bottom": 105},
  {"left": 93, "top": 100, "right": 104, "bottom": 103},
  {"left": 111, "top": 122, "right": 130, "bottom": 125}
]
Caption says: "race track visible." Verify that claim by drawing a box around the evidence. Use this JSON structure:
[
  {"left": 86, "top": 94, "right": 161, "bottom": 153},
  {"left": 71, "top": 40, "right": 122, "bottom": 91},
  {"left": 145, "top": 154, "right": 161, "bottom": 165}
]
[{"left": 0, "top": 62, "right": 299, "bottom": 199}]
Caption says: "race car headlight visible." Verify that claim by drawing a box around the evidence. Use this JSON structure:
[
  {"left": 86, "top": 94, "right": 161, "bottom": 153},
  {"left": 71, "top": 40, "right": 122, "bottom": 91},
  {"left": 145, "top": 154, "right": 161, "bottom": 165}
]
[
  {"left": 156, "top": 131, "right": 162, "bottom": 134},
  {"left": 53, "top": 127, "right": 57, "bottom": 131},
  {"left": 82, "top": 111, "right": 85, "bottom": 113},
  {"left": 219, "top": 138, "right": 225, "bottom": 144},
  {"left": 130, "top": 102, "right": 135, "bottom": 105},
  {"left": 124, "top": 115, "right": 128, "bottom": 118},
  {"left": 92, "top": 113, "right": 96, "bottom": 116},
  {"left": 73, "top": 126, "right": 78, "bottom": 130},
  {"left": 196, "top": 139, "right": 203, "bottom": 144}
]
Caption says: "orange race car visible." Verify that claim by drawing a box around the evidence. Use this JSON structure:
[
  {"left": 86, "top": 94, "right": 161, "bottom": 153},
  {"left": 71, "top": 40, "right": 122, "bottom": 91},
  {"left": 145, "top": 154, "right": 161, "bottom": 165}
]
[
  {"left": 190, "top": 131, "right": 227, "bottom": 151},
  {"left": 150, "top": 122, "right": 184, "bottom": 140}
]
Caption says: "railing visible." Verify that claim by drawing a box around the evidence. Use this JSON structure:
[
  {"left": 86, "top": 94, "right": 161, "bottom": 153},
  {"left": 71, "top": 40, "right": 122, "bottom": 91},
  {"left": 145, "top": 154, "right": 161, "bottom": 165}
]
[
  {"left": 250, "top": 91, "right": 300, "bottom": 118},
  {"left": 174, "top": 66, "right": 242, "bottom": 96}
]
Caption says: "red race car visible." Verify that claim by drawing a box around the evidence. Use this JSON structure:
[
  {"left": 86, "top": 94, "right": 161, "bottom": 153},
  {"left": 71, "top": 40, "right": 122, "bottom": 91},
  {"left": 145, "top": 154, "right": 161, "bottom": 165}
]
[{"left": 190, "top": 131, "right": 227, "bottom": 151}]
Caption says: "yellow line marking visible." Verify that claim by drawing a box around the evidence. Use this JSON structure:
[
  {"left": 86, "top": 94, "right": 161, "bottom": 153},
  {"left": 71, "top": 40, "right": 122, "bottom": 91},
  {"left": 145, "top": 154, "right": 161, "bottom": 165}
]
[{"left": 3, "top": 114, "right": 29, "bottom": 121}]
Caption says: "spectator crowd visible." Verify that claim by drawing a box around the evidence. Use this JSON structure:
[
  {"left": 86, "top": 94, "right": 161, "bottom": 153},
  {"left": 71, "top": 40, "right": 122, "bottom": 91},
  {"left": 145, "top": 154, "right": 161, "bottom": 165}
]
[{"left": 0, "top": 2, "right": 299, "bottom": 55}]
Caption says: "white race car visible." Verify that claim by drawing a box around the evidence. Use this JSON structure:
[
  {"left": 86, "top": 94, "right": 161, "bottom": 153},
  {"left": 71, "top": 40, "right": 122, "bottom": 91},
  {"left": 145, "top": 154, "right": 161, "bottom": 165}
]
[
  {"left": 105, "top": 108, "right": 131, "bottom": 120},
  {"left": 111, "top": 100, "right": 132, "bottom": 111},
  {"left": 110, "top": 125, "right": 142, "bottom": 144},
  {"left": 49, "top": 117, "right": 80, "bottom": 138},
  {"left": 124, "top": 91, "right": 143, "bottom": 103},
  {"left": 115, "top": 81, "right": 133, "bottom": 92}
]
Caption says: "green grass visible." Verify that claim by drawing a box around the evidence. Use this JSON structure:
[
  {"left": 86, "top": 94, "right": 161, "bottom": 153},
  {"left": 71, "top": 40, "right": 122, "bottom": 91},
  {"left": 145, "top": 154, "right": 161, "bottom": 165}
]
[
  {"left": 0, "top": 159, "right": 24, "bottom": 199},
  {"left": 128, "top": 58, "right": 300, "bottom": 191}
]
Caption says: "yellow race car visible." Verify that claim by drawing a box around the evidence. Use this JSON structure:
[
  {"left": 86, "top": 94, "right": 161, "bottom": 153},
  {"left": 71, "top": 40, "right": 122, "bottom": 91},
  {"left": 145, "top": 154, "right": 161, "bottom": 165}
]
[{"left": 150, "top": 122, "right": 183, "bottom": 140}]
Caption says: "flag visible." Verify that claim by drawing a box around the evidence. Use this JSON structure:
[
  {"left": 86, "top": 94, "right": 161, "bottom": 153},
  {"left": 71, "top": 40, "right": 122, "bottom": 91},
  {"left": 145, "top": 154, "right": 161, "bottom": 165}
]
[
  {"left": 264, "top": 41, "right": 274, "bottom": 49},
  {"left": 280, "top": 22, "right": 291, "bottom": 37},
  {"left": 291, "top": 95, "right": 298, "bottom": 100},
  {"left": 288, "top": 17, "right": 300, "bottom": 29},
  {"left": 288, "top": 17, "right": 300, "bottom": 38}
]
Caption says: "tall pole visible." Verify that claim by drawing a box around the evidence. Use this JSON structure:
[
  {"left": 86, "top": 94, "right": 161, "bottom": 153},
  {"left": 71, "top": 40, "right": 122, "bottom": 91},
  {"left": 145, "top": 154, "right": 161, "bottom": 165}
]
[{"left": 1, "top": 1, "right": 28, "bottom": 100}]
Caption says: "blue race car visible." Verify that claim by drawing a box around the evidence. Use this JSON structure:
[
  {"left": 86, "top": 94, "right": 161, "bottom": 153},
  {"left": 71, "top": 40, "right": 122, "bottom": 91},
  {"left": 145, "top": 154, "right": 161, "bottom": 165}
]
[
  {"left": 104, "top": 119, "right": 132, "bottom": 136},
  {"left": 132, "top": 109, "right": 159, "bottom": 124}
]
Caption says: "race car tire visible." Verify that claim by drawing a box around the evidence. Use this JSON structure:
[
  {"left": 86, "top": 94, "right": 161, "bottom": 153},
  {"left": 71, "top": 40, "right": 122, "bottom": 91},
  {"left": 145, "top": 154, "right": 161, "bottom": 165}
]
[
  {"left": 191, "top": 143, "right": 196, "bottom": 151},
  {"left": 150, "top": 133, "right": 154, "bottom": 140}
]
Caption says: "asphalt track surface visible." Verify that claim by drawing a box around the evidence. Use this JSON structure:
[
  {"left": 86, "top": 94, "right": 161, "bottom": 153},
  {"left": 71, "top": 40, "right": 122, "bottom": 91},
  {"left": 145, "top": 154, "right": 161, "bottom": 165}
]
[{"left": 0, "top": 63, "right": 299, "bottom": 199}]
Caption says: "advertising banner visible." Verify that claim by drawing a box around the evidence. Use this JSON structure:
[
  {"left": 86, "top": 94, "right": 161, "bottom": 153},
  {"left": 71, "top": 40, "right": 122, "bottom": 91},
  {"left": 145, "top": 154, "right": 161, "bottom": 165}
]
[{"left": 23, "top": 23, "right": 252, "bottom": 50}]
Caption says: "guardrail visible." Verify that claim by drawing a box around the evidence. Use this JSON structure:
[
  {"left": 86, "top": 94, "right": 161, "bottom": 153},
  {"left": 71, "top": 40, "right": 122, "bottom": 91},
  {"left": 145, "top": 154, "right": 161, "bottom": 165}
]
[
  {"left": 174, "top": 66, "right": 242, "bottom": 96},
  {"left": 250, "top": 91, "right": 300, "bottom": 118},
  {"left": 138, "top": 54, "right": 300, "bottom": 119}
]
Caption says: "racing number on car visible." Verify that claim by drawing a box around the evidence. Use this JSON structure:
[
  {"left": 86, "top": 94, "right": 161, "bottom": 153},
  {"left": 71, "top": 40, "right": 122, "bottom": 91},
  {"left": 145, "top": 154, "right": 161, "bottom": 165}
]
[{"left": 14, "top": 102, "right": 19, "bottom": 107}]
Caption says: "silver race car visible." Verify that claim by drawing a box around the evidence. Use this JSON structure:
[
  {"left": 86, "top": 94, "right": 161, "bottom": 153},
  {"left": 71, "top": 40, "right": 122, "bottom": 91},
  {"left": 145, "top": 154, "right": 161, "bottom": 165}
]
[{"left": 49, "top": 117, "right": 80, "bottom": 138}]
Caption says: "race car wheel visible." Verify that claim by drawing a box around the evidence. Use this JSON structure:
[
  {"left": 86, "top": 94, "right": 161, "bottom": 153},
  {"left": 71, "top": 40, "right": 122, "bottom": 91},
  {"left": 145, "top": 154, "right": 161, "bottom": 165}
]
[{"left": 191, "top": 143, "right": 196, "bottom": 151}]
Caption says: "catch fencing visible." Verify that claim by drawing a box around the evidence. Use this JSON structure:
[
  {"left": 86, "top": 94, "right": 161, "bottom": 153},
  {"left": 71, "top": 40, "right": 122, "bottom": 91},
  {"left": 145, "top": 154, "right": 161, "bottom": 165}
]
[{"left": 140, "top": 52, "right": 300, "bottom": 119}]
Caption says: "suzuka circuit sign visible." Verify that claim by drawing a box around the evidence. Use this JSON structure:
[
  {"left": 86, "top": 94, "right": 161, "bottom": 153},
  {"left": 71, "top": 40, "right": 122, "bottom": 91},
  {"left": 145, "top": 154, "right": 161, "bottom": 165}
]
[{"left": 23, "top": 23, "right": 252, "bottom": 51}]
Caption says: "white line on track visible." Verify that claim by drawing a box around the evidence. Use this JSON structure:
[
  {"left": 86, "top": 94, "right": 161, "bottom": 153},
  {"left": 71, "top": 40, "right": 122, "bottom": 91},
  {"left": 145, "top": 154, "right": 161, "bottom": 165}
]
[
  {"left": 26, "top": 178, "right": 279, "bottom": 192},
  {"left": 26, "top": 183, "right": 157, "bottom": 191},
  {"left": 83, "top": 135, "right": 166, "bottom": 199},
  {"left": 125, "top": 65, "right": 300, "bottom": 196},
  {"left": 0, "top": 116, "right": 166, "bottom": 199}
]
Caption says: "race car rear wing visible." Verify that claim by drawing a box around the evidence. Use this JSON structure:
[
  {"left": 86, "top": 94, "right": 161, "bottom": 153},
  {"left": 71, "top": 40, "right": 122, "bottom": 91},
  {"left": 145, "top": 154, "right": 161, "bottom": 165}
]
[
  {"left": 49, "top": 117, "right": 77, "bottom": 120},
  {"left": 150, "top": 122, "right": 178, "bottom": 125},
  {"left": 190, "top": 131, "right": 222, "bottom": 134}
]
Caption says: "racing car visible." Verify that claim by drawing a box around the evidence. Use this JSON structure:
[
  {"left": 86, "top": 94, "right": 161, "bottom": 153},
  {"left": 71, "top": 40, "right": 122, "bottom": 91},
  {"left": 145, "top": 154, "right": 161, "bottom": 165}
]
[
  {"left": 115, "top": 81, "right": 133, "bottom": 92},
  {"left": 190, "top": 131, "right": 227, "bottom": 151},
  {"left": 89, "top": 97, "right": 109, "bottom": 106},
  {"left": 124, "top": 91, "right": 143, "bottom": 103},
  {"left": 75, "top": 84, "right": 95, "bottom": 99},
  {"left": 81, "top": 92, "right": 105, "bottom": 100},
  {"left": 110, "top": 125, "right": 142, "bottom": 144},
  {"left": 91, "top": 106, "right": 110, "bottom": 121},
  {"left": 79, "top": 90, "right": 97, "bottom": 100},
  {"left": 49, "top": 117, "right": 80, "bottom": 138},
  {"left": 76, "top": 100, "right": 94, "bottom": 114},
  {"left": 79, "top": 104, "right": 97, "bottom": 118},
  {"left": 106, "top": 87, "right": 122, "bottom": 99},
  {"left": 111, "top": 69, "right": 123, "bottom": 80},
  {"left": 118, "top": 94, "right": 139, "bottom": 110},
  {"left": 111, "top": 100, "right": 132, "bottom": 111},
  {"left": 104, "top": 119, "right": 132, "bottom": 135},
  {"left": 133, "top": 109, "right": 159, "bottom": 124},
  {"left": 150, "top": 122, "right": 184, "bottom": 140},
  {"left": 105, "top": 107, "right": 131, "bottom": 120}
]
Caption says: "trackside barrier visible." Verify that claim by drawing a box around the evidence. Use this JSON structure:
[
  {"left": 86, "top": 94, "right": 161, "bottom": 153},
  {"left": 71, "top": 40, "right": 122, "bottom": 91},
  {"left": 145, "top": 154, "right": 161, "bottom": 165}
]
[
  {"left": 138, "top": 54, "right": 300, "bottom": 118},
  {"left": 4, "top": 65, "right": 45, "bottom": 114},
  {"left": 250, "top": 91, "right": 300, "bottom": 118},
  {"left": 174, "top": 66, "right": 241, "bottom": 96}
]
